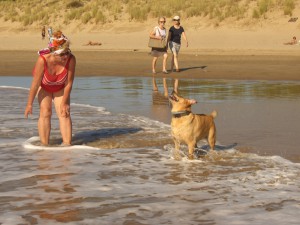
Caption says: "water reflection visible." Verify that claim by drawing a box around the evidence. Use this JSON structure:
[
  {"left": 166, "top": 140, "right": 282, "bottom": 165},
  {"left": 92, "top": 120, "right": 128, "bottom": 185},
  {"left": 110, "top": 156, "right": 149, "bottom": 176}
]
[
  {"left": 147, "top": 77, "right": 300, "bottom": 162},
  {"left": 152, "top": 77, "right": 179, "bottom": 105},
  {"left": 1, "top": 76, "right": 300, "bottom": 162},
  {"left": 151, "top": 78, "right": 300, "bottom": 108},
  {"left": 178, "top": 80, "right": 300, "bottom": 102},
  {"left": 151, "top": 76, "right": 178, "bottom": 122}
]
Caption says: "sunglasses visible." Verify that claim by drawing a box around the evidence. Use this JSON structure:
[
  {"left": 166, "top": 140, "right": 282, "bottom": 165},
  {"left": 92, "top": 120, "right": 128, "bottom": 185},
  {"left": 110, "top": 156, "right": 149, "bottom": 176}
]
[{"left": 159, "top": 21, "right": 166, "bottom": 23}]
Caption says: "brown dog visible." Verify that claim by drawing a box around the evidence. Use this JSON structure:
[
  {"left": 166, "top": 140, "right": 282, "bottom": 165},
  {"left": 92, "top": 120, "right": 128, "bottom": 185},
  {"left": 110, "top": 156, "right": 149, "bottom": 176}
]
[{"left": 169, "top": 92, "right": 217, "bottom": 159}]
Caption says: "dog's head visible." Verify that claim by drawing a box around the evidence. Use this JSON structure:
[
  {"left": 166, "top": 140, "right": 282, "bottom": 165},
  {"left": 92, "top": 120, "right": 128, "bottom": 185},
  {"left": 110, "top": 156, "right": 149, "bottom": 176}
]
[{"left": 169, "top": 91, "right": 197, "bottom": 112}]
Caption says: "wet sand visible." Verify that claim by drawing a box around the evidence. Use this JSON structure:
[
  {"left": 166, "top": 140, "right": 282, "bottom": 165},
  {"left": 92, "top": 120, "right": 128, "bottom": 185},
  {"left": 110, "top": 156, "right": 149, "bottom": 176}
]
[{"left": 1, "top": 50, "right": 300, "bottom": 80}]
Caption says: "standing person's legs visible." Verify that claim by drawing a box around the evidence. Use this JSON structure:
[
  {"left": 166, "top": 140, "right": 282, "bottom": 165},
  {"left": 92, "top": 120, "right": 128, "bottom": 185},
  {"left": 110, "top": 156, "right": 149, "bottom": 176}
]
[
  {"left": 173, "top": 53, "right": 179, "bottom": 71},
  {"left": 162, "top": 52, "right": 168, "bottom": 72},
  {"left": 169, "top": 42, "right": 174, "bottom": 71},
  {"left": 152, "top": 57, "right": 158, "bottom": 73},
  {"left": 37, "top": 88, "right": 53, "bottom": 145},
  {"left": 170, "top": 54, "right": 174, "bottom": 71},
  {"left": 169, "top": 42, "right": 180, "bottom": 72},
  {"left": 53, "top": 89, "right": 72, "bottom": 145}
]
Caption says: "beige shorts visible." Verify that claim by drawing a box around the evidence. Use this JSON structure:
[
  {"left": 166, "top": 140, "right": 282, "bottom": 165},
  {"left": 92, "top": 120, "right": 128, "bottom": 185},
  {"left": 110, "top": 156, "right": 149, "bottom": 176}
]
[{"left": 169, "top": 41, "right": 181, "bottom": 55}]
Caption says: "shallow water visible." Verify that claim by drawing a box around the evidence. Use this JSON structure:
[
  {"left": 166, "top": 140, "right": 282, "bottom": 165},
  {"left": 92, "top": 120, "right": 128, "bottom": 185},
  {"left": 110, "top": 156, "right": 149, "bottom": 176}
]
[{"left": 0, "top": 76, "right": 300, "bottom": 225}]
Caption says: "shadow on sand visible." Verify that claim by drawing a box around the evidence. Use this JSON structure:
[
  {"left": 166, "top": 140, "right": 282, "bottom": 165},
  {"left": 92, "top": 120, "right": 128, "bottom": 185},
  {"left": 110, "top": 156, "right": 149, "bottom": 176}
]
[
  {"left": 72, "top": 127, "right": 143, "bottom": 145},
  {"left": 179, "top": 66, "right": 207, "bottom": 72}
]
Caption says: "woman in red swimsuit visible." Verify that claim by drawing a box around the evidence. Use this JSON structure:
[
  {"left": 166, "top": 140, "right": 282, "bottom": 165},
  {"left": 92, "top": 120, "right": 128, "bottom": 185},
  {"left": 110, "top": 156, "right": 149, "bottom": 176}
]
[{"left": 24, "top": 30, "right": 76, "bottom": 146}]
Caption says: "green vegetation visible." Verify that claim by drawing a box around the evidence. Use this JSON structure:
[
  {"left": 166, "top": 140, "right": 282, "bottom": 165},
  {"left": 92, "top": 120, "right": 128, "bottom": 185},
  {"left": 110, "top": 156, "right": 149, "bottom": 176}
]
[
  {"left": 252, "top": 0, "right": 296, "bottom": 18},
  {"left": 0, "top": 0, "right": 297, "bottom": 26},
  {"left": 283, "top": 0, "right": 296, "bottom": 16},
  {"left": 66, "top": 0, "right": 83, "bottom": 8}
]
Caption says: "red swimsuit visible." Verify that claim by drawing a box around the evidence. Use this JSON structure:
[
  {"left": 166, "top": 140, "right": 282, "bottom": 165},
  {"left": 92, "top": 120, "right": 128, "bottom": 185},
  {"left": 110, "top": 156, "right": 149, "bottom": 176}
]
[{"left": 37, "top": 55, "right": 72, "bottom": 93}]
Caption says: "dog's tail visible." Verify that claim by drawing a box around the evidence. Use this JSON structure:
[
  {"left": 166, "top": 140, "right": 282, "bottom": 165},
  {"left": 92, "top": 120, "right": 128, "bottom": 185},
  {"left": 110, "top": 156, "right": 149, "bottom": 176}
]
[{"left": 211, "top": 110, "right": 217, "bottom": 118}]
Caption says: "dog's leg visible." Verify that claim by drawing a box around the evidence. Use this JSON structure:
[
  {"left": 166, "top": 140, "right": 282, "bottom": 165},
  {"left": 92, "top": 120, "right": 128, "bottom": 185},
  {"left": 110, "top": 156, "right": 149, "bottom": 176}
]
[
  {"left": 207, "top": 127, "right": 223, "bottom": 160},
  {"left": 188, "top": 142, "right": 196, "bottom": 160},
  {"left": 208, "top": 126, "right": 216, "bottom": 151},
  {"left": 173, "top": 138, "right": 181, "bottom": 160},
  {"left": 174, "top": 138, "right": 180, "bottom": 151}
]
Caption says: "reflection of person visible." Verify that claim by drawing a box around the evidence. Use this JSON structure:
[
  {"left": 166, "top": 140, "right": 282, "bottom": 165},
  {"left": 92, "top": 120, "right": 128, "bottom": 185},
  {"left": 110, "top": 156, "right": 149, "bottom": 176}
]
[
  {"left": 168, "top": 16, "right": 188, "bottom": 72},
  {"left": 84, "top": 41, "right": 102, "bottom": 46},
  {"left": 24, "top": 30, "right": 76, "bottom": 146},
  {"left": 283, "top": 36, "right": 297, "bottom": 45},
  {"left": 153, "top": 77, "right": 169, "bottom": 100},
  {"left": 41, "top": 26, "right": 46, "bottom": 40},
  {"left": 149, "top": 17, "right": 168, "bottom": 74},
  {"left": 152, "top": 76, "right": 178, "bottom": 104}
]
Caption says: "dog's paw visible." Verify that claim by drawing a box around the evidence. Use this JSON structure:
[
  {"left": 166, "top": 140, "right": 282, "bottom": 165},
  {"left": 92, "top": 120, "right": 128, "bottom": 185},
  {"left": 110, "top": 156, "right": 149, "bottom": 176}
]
[
  {"left": 206, "top": 150, "right": 223, "bottom": 161},
  {"left": 188, "top": 154, "right": 195, "bottom": 160},
  {"left": 172, "top": 151, "right": 183, "bottom": 161},
  {"left": 174, "top": 154, "right": 182, "bottom": 161}
]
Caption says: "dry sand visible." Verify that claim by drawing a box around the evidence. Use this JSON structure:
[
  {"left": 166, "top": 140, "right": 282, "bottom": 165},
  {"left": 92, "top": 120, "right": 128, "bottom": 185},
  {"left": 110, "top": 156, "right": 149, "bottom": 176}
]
[{"left": 1, "top": 16, "right": 300, "bottom": 80}]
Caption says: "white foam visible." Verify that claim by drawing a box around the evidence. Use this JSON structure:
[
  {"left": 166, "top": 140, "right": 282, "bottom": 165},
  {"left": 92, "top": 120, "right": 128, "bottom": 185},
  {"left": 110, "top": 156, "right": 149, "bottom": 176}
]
[
  {"left": 126, "top": 114, "right": 170, "bottom": 129},
  {"left": 0, "top": 85, "right": 29, "bottom": 91},
  {"left": 22, "top": 136, "right": 99, "bottom": 151},
  {"left": 1, "top": 77, "right": 300, "bottom": 224},
  {"left": 71, "top": 103, "right": 110, "bottom": 114},
  {"left": 3, "top": 138, "right": 300, "bottom": 225},
  {"left": 270, "top": 155, "right": 300, "bottom": 166}
]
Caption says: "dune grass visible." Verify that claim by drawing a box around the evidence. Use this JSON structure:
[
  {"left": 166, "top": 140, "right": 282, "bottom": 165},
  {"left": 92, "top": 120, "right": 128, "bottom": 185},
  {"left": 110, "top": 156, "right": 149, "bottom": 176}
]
[
  {"left": 252, "top": 0, "right": 296, "bottom": 18},
  {"left": 0, "top": 0, "right": 297, "bottom": 27}
]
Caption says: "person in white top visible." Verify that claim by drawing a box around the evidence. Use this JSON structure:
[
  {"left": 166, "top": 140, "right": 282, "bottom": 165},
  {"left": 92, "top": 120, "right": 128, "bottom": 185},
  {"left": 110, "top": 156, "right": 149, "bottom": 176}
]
[{"left": 149, "top": 17, "right": 168, "bottom": 74}]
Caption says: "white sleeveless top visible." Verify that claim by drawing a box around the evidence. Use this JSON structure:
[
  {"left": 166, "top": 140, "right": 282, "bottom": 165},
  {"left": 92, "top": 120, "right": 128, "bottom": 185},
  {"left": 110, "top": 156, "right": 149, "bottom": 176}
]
[{"left": 154, "top": 26, "right": 167, "bottom": 38}]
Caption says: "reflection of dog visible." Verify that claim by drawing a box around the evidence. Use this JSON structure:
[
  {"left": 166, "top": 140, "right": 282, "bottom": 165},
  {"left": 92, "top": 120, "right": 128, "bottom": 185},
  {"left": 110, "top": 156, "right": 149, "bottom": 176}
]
[{"left": 169, "top": 91, "right": 217, "bottom": 159}]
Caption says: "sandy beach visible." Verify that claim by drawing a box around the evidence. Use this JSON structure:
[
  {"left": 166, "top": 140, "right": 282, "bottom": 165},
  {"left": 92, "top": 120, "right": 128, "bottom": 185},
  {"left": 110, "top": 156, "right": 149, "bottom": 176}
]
[
  {"left": 1, "top": 12, "right": 300, "bottom": 80},
  {"left": 1, "top": 50, "right": 300, "bottom": 80}
]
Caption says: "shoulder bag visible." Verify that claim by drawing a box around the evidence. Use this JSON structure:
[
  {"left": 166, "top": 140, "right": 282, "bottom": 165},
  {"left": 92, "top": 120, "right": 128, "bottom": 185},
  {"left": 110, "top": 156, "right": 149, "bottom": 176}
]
[{"left": 148, "top": 27, "right": 167, "bottom": 49}]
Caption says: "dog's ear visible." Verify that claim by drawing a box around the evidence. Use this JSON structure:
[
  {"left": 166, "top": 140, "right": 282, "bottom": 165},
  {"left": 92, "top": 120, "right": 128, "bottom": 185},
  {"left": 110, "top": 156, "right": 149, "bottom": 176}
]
[{"left": 188, "top": 99, "right": 197, "bottom": 105}]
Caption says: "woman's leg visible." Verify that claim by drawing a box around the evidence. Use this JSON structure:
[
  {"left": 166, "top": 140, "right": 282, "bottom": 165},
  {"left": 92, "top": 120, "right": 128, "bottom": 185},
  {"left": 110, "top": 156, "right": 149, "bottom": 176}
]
[
  {"left": 172, "top": 43, "right": 181, "bottom": 71},
  {"left": 169, "top": 42, "right": 178, "bottom": 72},
  {"left": 53, "top": 89, "right": 72, "bottom": 145},
  {"left": 37, "top": 88, "right": 53, "bottom": 145},
  {"left": 152, "top": 57, "right": 158, "bottom": 73},
  {"left": 173, "top": 53, "right": 179, "bottom": 71},
  {"left": 171, "top": 54, "right": 174, "bottom": 71},
  {"left": 162, "top": 52, "right": 168, "bottom": 72}
]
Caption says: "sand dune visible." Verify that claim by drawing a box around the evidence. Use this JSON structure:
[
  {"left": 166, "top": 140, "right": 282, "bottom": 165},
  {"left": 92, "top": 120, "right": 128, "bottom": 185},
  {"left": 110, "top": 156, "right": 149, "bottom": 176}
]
[{"left": 1, "top": 12, "right": 300, "bottom": 54}]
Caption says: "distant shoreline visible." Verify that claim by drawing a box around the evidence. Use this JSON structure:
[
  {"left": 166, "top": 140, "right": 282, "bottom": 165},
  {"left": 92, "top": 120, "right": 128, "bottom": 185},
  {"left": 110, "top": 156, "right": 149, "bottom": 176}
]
[{"left": 1, "top": 50, "right": 300, "bottom": 81}]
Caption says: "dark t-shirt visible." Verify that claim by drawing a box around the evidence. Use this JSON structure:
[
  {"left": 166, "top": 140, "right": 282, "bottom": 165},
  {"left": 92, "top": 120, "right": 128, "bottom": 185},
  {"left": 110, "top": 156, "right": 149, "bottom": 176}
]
[{"left": 169, "top": 26, "right": 184, "bottom": 44}]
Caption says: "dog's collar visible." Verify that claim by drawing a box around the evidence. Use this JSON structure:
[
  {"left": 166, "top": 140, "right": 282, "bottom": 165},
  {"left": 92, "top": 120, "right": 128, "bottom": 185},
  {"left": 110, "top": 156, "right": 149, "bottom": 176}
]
[{"left": 172, "top": 111, "right": 191, "bottom": 118}]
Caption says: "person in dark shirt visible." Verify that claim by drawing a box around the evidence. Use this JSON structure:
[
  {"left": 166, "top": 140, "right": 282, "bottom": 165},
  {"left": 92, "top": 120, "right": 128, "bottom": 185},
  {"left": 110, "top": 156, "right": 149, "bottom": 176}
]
[{"left": 168, "top": 16, "right": 188, "bottom": 72}]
